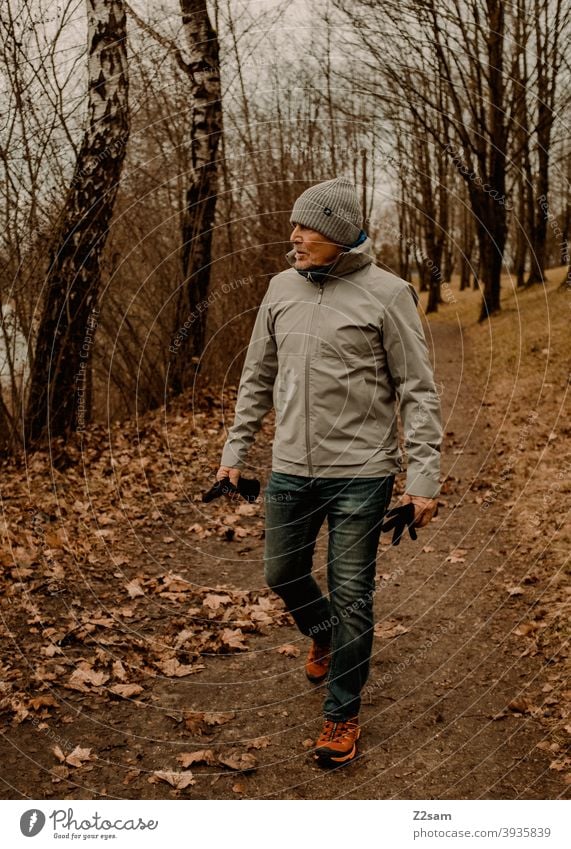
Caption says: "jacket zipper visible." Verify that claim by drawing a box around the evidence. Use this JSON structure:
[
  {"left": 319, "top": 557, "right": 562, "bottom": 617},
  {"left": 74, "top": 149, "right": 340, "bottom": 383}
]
[{"left": 305, "top": 277, "right": 324, "bottom": 476}]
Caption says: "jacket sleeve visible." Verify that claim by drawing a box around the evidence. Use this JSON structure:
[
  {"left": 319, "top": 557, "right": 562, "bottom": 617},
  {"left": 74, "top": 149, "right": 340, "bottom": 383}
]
[
  {"left": 219, "top": 285, "right": 278, "bottom": 469},
  {"left": 382, "top": 284, "right": 442, "bottom": 498}
]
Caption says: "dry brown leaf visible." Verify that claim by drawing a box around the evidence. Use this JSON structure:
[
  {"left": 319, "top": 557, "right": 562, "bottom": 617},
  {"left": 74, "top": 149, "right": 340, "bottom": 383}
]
[
  {"left": 507, "top": 697, "right": 533, "bottom": 714},
  {"left": 177, "top": 749, "right": 217, "bottom": 768},
  {"left": 29, "top": 694, "right": 58, "bottom": 710},
  {"left": 150, "top": 770, "right": 196, "bottom": 789},
  {"left": 183, "top": 711, "right": 235, "bottom": 734},
  {"left": 248, "top": 736, "right": 271, "bottom": 750},
  {"left": 123, "top": 769, "right": 141, "bottom": 785},
  {"left": 232, "top": 781, "right": 247, "bottom": 794},
  {"left": 220, "top": 628, "right": 248, "bottom": 651},
  {"left": 51, "top": 764, "right": 70, "bottom": 782},
  {"left": 53, "top": 745, "right": 92, "bottom": 768},
  {"left": 156, "top": 659, "right": 204, "bottom": 678},
  {"left": 422, "top": 545, "right": 435, "bottom": 553},
  {"left": 513, "top": 622, "right": 540, "bottom": 637},
  {"left": 108, "top": 683, "right": 143, "bottom": 699},
  {"left": 156, "top": 574, "right": 191, "bottom": 593},
  {"left": 302, "top": 738, "right": 315, "bottom": 749},
  {"left": 203, "top": 711, "right": 235, "bottom": 726},
  {"left": 65, "top": 746, "right": 92, "bottom": 768},
  {"left": 173, "top": 629, "right": 196, "bottom": 650},
  {"left": 203, "top": 593, "right": 232, "bottom": 610},
  {"left": 42, "top": 644, "right": 63, "bottom": 658},
  {"left": 235, "top": 503, "right": 257, "bottom": 516},
  {"left": 277, "top": 644, "right": 300, "bottom": 658},
  {"left": 374, "top": 619, "right": 410, "bottom": 639},
  {"left": 53, "top": 744, "right": 66, "bottom": 763},
  {"left": 125, "top": 580, "right": 145, "bottom": 598},
  {"left": 66, "top": 665, "right": 109, "bottom": 692},
  {"left": 218, "top": 751, "right": 257, "bottom": 772},
  {"left": 506, "top": 585, "right": 525, "bottom": 596},
  {"left": 188, "top": 523, "right": 209, "bottom": 538},
  {"left": 112, "top": 660, "right": 127, "bottom": 681},
  {"left": 446, "top": 550, "right": 466, "bottom": 563}
]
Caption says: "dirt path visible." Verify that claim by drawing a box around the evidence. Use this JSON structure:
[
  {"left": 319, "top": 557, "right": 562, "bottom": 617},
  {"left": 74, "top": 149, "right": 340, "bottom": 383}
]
[{"left": 2, "top": 318, "right": 567, "bottom": 800}]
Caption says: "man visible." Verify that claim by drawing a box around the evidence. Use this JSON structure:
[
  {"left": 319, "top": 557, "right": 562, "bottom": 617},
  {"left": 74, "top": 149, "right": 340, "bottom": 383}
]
[{"left": 216, "top": 177, "right": 442, "bottom": 765}]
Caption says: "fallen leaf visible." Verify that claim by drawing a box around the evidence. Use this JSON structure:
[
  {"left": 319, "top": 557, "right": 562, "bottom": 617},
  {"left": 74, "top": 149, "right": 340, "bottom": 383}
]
[
  {"left": 513, "top": 622, "right": 540, "bottom": 637},
  {"left": 123, "top": 769, "right": 141, "bottom": 785},
  {"left": 108, "top": 683, "right": 143, "bottom": 699},
  {"left": 188, "top": 523, "right": 208, "bottom": 538},
  {"left": 232, "top": 781, "right": 247, "bottom": 794},
  {"left": 125, "top": 580, "right": 145, "bottom": 598},
  {"left": 422, "top": 545, "right": 435, "bottom": 553},
  {"left": 112, "top": 660, "right": 128, "bottom": 680},
  {"left": 248, "top": 736, "right": 271, "bottom": 750},
  {"left": 506, "top": 585, "right": 525, "bottom": 596},
  {"left": 51, "top": 764, "right": 69, "bottom": 782},
  {"left": 177, "top": 749, "right": 217, "bottom": 768},
  {"left": 29, "top": 694, "right": 58, "bottom": 710},
  {"left": 65, "top": 746, "right": 92, "bottom": 768},
  {"left": 507, "top": 697, "right": 532, "bottom": 714},
  {"left": 150, "top": 770, "right": 196, "bottom": 789},
  {"left": 156, "top": 659, "right": 204, "bottom": 678},
  {"left": 66, "top": 665, "right": 109, "bottom": 692},
  {"left": 203, "top": 593, "right": 232, "bottom": 610},
  {"left": 53, "top": 745, "right": 92, "bottom": 768},
  {"left": 203, "top": 711, "right": 235, "bottom": 726},
  {"left": 374, "top": 619, "right": 410, "bottom": 639},
  {"left": 218, "top": 751, "right": 257, "bottom": 772},
  {"left": 183, "top": 711, "right": 235, "bottom": 734},
  {"left": 446, "top": 548, "right": 467, "bottom": 563},
  {"left": 53, "top": 745, "right": 66, "bottom": 763},
  {"left": 277, "top": 644, "right": 300, "bottom": 658},
  {"left": 220, "top": 628, "right": 248, "bottom": 651}
]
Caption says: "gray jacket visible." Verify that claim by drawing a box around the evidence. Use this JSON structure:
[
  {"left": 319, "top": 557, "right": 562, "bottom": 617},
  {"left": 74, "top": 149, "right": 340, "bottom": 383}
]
[{"left": 220, "top": 237, "right": 442, "bottom": 497}]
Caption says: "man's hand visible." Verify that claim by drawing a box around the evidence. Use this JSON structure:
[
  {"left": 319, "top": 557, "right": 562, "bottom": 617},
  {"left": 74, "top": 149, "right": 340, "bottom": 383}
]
[
  {"left": 399, "top": 493, "right": 439, "bottom": 528},
  {"left": 215, "top": 465, "right": 242, "bottom": 502}
]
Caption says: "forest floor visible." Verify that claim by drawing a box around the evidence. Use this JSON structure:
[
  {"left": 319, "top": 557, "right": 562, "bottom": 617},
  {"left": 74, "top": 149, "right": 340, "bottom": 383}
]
[{"left": 1, "top": 268, "right": 569, "bottom": 800}]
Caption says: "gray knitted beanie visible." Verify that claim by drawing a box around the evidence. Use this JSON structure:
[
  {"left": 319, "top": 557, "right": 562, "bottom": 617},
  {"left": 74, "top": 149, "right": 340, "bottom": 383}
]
[{"left": 290, "top": 177, "right": 363, "bottom": 246}]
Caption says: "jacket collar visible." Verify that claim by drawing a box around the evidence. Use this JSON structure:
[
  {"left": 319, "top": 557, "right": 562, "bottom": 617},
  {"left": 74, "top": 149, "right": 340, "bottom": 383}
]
[{"left": 285, "top": 236, "right": 375, "bottom": 283}]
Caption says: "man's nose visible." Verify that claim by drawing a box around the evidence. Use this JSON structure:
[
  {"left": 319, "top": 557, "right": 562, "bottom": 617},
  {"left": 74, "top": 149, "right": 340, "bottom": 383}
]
[{"left": 290, "top": 225, "right": 302, "bottom": 242}]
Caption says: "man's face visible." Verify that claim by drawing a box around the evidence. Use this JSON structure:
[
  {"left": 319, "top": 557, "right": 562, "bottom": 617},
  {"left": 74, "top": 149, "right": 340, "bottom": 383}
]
[{"left": 290, "top": 224, "right": 343, "bottom": 270}]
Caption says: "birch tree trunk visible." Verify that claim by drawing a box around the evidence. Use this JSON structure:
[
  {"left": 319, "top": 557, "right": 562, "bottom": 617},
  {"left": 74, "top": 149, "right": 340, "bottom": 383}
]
[
  {"left": 25, "top": 0, "right": 129, "bottom": 445},
  {"left": 167, "top": 0, "right": 222, "bottom": 397}
]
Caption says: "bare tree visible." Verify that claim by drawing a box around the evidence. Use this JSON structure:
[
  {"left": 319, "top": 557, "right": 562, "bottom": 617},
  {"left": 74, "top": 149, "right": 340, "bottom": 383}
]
[
  {"left": 524, "top": 0, "right": 569, "bottom": 284},
  {"left": 334, "top": 0, "right": 523, "bottom": 319},
  {"left": 25, "top": 0, "right": 129, "bottom": 445},
  {"left": 167, "top": 0, "right": 222, "bottom": 397},
  {"left": 0, "top": 0, "right": 86, "bottom": 450}
]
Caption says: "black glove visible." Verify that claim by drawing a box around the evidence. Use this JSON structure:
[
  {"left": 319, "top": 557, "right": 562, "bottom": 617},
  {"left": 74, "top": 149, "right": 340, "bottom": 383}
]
[
  {"left": 380, "top": 503, "right": 418, "bottom": 546},
  {"left": 202, "top": 476, "right": 260, "bottom": 504}
]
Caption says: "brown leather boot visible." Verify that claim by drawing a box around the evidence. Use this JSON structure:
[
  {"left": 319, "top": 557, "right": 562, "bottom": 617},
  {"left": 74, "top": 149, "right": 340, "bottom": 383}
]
[
  {"left": 314, "top": 716, "right": 360, "bottom": 763},
  {"left": 305, "top": 640, "right": 331, "bottom": 683}
]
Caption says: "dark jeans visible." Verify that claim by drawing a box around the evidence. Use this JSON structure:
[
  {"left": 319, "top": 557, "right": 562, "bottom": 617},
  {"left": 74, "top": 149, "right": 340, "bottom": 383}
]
[{"left": 263, "top": 471, "right": 395, "bottom": 720}]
